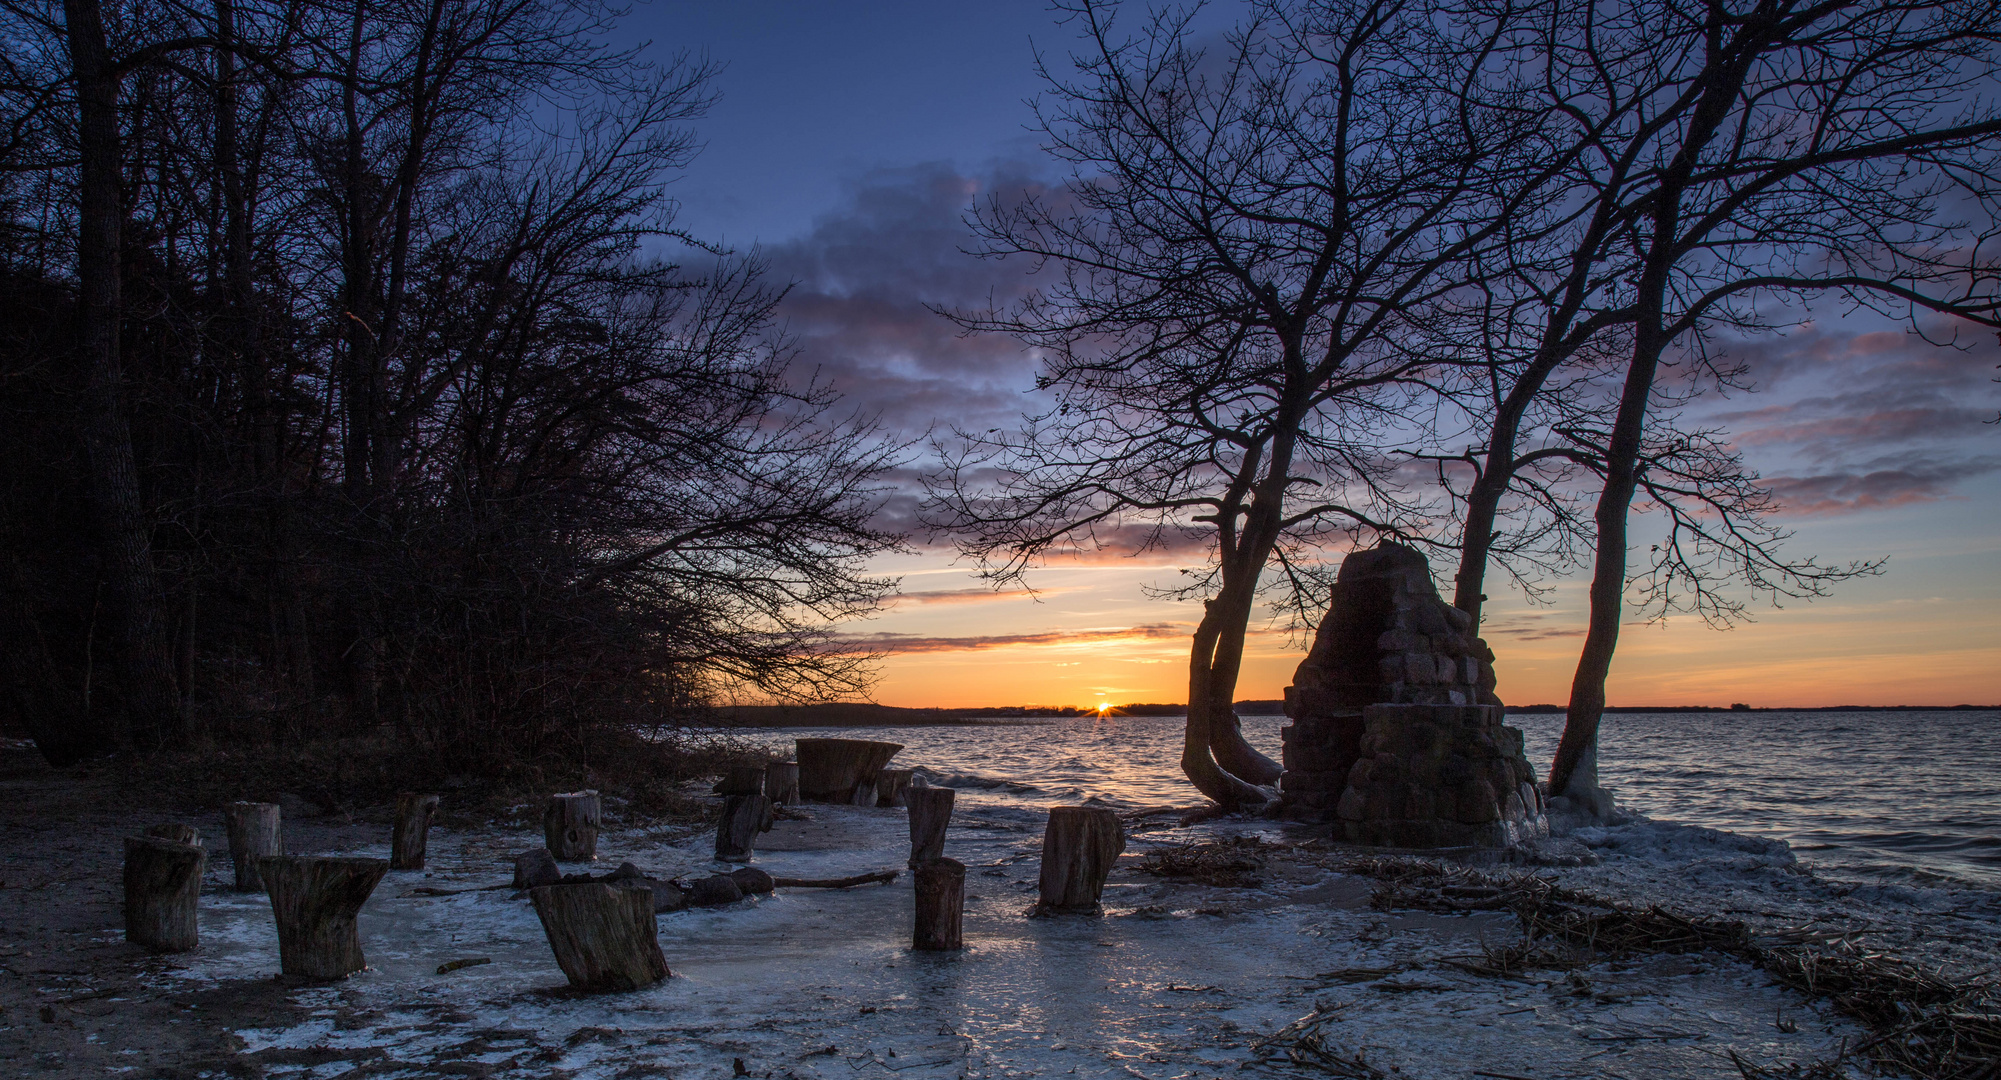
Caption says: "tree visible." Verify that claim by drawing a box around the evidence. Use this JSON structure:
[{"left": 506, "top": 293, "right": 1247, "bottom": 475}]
[{"left": 928, "top": 0, "right": 1557, "bottom": 806}]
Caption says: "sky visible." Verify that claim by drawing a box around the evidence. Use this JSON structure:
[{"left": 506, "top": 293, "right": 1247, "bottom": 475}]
[{"left": 628, "top": 1, "right": 2001, "bottom": 710}]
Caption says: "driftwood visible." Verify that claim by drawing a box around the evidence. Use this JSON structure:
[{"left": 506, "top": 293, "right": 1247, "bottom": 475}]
[
  {"left": 730, "top": 867, "right": 775, "bottom": 894},
  {"left": 906, "top": 785, "right": 955, "bottom": 867},
  {"left": 390, "top": 793, "right": 440, "bottom": 870},
  {"left": 765, "top": 761, "right": 801, "bottom": 806},
  {"left": 913, "top": 858, "right": 966, "bottom": 951},
  {"left": 223, "top": 802, "right": 282, "bottom": 892},
  {"left": 770, "top": 869, "right": 900, "bottom": 889},
  {"left": 715, "top": 794, "right": 772, "bottom": 862},
  {"left": 529, "top": 882, "right": 669, "bottom": 991},
  {"left": 259, "top": 856, "right": 389, "bottom": 979},
  {"left": 123, "top": 836, "right": 206, "bottom": 952},
  {"left": 543, "top": 791, "right": 601, "bottom": 861},
  {"left": 513, "top": 847, "right": 561, "bottom": 889},
  {"left": 1034, "top": 806, "right": 1126, "bottom": 915},
  {"left": 795, "top": 738, "right": 902, "bottom": 804},
  {"left": 875, "top": 769, "right": 915, "bottom": 808}
]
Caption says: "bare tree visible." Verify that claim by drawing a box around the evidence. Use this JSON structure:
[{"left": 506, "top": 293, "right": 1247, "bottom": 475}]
[{"left": 928, "top": 0, "right": 1559, "bottom": 806}]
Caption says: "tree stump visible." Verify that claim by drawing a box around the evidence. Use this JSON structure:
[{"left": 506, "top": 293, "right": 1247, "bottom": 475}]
[
  {"left": 876, "top": 769, "right": 915, "bottom": 808},
  {"left": 907, "top": 785, "right": 956, "bottom": 868},
  {"left": 223, "top": 802, "right": 282, "bottom": 892},
  {"left": 765, "top": 761, "right": 801, "bottom": 806},
  {"left": 529, "top": 882, "right": 669, "bottom": 992},
  {"left": 913, "top": 857, "right": 966, "bottom": 951},
  {"left": 1034, "top": 807, "right": 1126, "bottom": 914},
  {"left": 514, "top": 847, "right": 561, "bottom": 890},
  {"left": 146, "top": 822, "right": 201, "bottom": 845},
  {"left": 390, "top": 793, "right": 440, "bottom": 870},
  {"left": 123, "top": 836, "right": 206, "bottom": 953},
  {"left": 714, "top": 766, "right": 766, "bottom": 795},
  {"left": 543, "top": 791, "right": 601, "bottom": 861},
  {"left": 258, "top": 856, "right": 388, "bottom": 979},
  {"left": 715, "top": 794, "right": 772, "bottom": 862},
  {"left": 795, "top": 738, "right": 902, "bottom": 804}
]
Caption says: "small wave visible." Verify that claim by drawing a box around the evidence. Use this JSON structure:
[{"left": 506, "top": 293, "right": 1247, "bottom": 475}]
[{"left": 913, "top": 767, "right": 1046, "bottom": 795}]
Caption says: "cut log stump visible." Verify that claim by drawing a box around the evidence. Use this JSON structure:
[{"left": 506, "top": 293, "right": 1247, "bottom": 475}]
[
  {"left": 765, "top": 761, "right": 801, "bottom": 806},
  {"left": 1033, "top": 806, "right": 1126, "bottom": 915},
  {"left": 543, "top": 791, "right": 601, "bottom": 861},
  {"left": 390, "top": 793, "right": 440, "bottom": 870},
  {"left": 876, "top": 769, "right": 915, "bottom": 808},
  {"left": 907, "top": 786, "right": 956, "bottom": 868},
  {"left": 258, "top": 856, "right": 389, "bottom": 979},
  {"left": 529, "top": 882, "right": 669, "bottom": 992},
  {"left": 224, "top": 802, "right": 282, "bottom": 892},
  {"left": 795, "top": 738, "right": 902, "bottom": 804},
  {"left": 714, "top": 766, "right": 766, "bottom": 796},
  {"left": 913, "top": 858, "right": 966, "bottom": 951},
  {"left": 147, "top": 823, "right": 201, "bottom": 845},
  {"left": 715, "top": 794, "right": 772, "bottom": 862},
  {"left": 514, "top": 847, "right": 561, "bottom": 890},
  {"left": 123, "top": 836, "right": 206, "bottom": 953}
]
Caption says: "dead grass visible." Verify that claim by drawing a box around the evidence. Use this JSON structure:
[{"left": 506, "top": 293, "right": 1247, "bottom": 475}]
[{"left": 1134, "top": 836, "right": 1280, "bottom": 888}]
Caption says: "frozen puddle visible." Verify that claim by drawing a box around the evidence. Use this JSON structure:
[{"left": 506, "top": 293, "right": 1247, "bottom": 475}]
[{"left": 166, "top": 806, "right": 1865, "bottom": 1079}]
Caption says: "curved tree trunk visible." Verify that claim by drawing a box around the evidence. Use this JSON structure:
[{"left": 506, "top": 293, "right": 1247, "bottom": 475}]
[{"left": 1181, "top": 607, "right": 1274, "bottom": 807}]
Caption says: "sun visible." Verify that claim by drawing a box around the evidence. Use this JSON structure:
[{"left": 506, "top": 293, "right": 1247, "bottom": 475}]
[{"left": 1096, "top": 702, "right": 1111, "bottom": 715}]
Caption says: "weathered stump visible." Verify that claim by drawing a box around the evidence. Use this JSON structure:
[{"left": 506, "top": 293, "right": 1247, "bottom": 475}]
[
  {"left": 123, "top": 836, "right": 206, "bottom": 952},
  {"left": 543, "top": 791, "right": 601, "bottom": 861},
  {"left": 223, "top": 802, "right": 282, "bottom": 892},
  {"left": 529, "top": 882, "right": 669, "bottom": 992},
  {"left": 876, "top": 769, "right": 915, "bottom": 808},
  {"left": 258, "top": 856, "right": 389, "bottom": 979},
  {"left": 146, "top": 822, "right": 201, "bottom": 845},
  {"left": 714, "top": 766, "right": 766, "bottom": 795},
  {"left": 913, "top": 858, "right": 966, "bottom": 951},
  {"left": 715, "top": 794, "right": 772, "bottom": 862},
  {"left": 513, "top": 847, "right": 561, "bottom": 890},
  {"left": 390, "top": 793, "right": 440, "bottom": 870},
  {"left": 765, "top": 761, "right": 801, "bottom": 806},
  {"left": 906, "top": 785, "right": 956, "bottom": 868},
  {"left": 1034, "top": 806, "right": 1125, "bottom": 915},
  {"left": 795, "top": 738, "right": 902, "bottom": 804}
]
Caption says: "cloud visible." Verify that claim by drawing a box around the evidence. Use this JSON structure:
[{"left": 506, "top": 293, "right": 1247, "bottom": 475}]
[
  {"left": 1764, "top": 458, "right": 2001, "bottom": 514},
  {"left": 840, "top": 622, "right": 1190, "bottom": 653},
  {"left": 1481, "top": 613, "right": 1587, "bottom": 640},
  {"left": 884, "top": 585, "right": 1066, "bottom": 607}
]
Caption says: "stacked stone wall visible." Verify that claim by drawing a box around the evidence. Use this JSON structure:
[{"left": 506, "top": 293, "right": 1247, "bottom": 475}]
[{"left": 1334, "top": 703, "right": 1547, "bottom": 848}]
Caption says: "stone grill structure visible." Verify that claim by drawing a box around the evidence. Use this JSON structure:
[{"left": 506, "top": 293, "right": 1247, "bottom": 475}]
[{"left": 1278, "top": 543, "right": 1548, "bottom": 847}]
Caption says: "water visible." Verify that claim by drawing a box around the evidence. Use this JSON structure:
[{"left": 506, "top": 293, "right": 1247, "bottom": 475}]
[{"left": 746, "top": 709, "right": 2001, "bottom": 889}]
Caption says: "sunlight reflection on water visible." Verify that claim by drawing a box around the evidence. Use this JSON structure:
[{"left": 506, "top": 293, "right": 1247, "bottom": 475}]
[{"left": 743, "top": 709, "right": 2001, "bottom": 887}]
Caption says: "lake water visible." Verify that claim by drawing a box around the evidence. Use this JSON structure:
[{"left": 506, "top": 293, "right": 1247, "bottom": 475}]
[{"left": 741, "top": 709, "right": 2001, "bottom": 889}]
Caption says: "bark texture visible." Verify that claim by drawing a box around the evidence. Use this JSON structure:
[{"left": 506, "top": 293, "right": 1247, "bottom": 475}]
[
  {"left": 528, "top": 881, "right": 669, "bottom": 991},
  {"left": 913, "top": 858, "right": 966, "bottom": 951},
  {"left": 765, "top": 761, "right": 801, "bottom": 806},
  {"left": 259, "top": 855, "right": 389, "bottom": 979},
  {"left": 875, "top": 769, "right": 914, "bottom": 808},
  {"left": 123, "top": 836, "right": 205, "bottom": 952},
  {"left": 906, "top": 785, "right": 955, "bottom": 868},
  {"left": 543, "top": 791, "right": 601, "bottom": 861},
  {"left": 795, "top": 738, "right": 902, "bottom": 804},
  {"left": 714, "top": 794, "right": 772, "bottom": 863},
  {"left": 390, "top": 793, "right": 440, "bottom": 870},
  {"left": 224, "top": 802, "right": 282, "bottom": 892},
  {"left": 1034, "top": 807, "right": 1125, "bottom": 915}
]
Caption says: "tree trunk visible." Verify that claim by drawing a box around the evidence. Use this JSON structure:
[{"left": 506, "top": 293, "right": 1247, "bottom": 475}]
[
  {"left": 543, "top": 791, "right": 601, "bottom": 861},
  {"left": 794, "top": 738, "right": 902, "bottom": 803},
  {"left": 912, "top": 858, "right": 965, "bottom": 951},
  {"left": 875, "top": 768, "right": 914, "bottom": 808},
  {"left": 1181, "top": 612, "right": 1274, "bottom": 807},
  {"left": 62, "top": 0, "right": 180, "bottom": 752},
  {"left": 714, "top": 794, "right": 771, "bottom": 863},
  {"left": 765, "top": 761, "right": 800, "bottom": 806},
  {"left": 258, "top": 855, "right": 388, "bottom": 979},
  {"left": 390, "top": 793, "right": 439, "bottom": 870},
  {"left": 528, "top": 882, "right": 669, "bottom": 991},
  {"left": 906, "top": 785, "right": 955, "bottom": 868},
  {"left": 224, "top": 802, "right": 281, "bottom": 892},
  {"left": 1033, "top": 806, "right": 1125, "bottom": 915},
  {"left": 123, "top": 836, "right": 205, "bottom": 952}
]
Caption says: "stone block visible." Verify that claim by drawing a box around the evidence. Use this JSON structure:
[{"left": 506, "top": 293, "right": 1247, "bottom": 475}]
[
  {"left": 1402, "top": 652, "right": 1435, "bottom": 684},
  {"left": 1477, "top": 659, "right": 1497, "bottom": 692},
  {"left": 1336, "top": 786, "right": 1366, "bottom": 821}
]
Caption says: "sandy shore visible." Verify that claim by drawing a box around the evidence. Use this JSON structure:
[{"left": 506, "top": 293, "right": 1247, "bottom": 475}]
[{"left": 3, "top": 746, "right": 1996, "bottom": 1079}]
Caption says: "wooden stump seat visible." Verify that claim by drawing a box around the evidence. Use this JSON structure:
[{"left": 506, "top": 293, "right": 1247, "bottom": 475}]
[
  {"left": 913, "top": 857, "right": 966, "bottom": 951},
  {"left": 715, "top": 794, "right": 773, "bottom": 863},
  {"left": 529, "top": 882, "right": 670, "bottom": 991},
  {"left": 390, "top": 793, "right": 440, "bottom": 870},
  {"left": 795, "top": 738, "right": 902, "bottom": 804},
  {"left": 906, "top": 785, "right": 956, "bottom": 868},
  {"left": 123, "top": 835, "right": 206, "bottom": 953},
  {"left": 223, "top": 802, "right": 282, "bottom": 892},
  {"left": 543, "top": 791, "right": 601, "bottom": 861},
  {"left": 1033, "top": 806, "right": 1126, "bottom": 915},
  {"left": 259, "top": 855, "right": 389, "bottom": 979}
]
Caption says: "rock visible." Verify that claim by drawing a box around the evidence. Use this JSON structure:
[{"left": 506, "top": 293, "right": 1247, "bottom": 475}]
[
  {"left": 685, "top": 875, "right": 744, "bottom": 907},
  {"left": 607, "top": 862, "right": 646, "bottom": 882},
  {"left": 513, "top": 848, "right": 561, "bottom": 890},
  {"left": 646, "top": 878, "right": 689, "bottom": 913},
  {"left": 729, "top": 867, "right": 775, "bottom": 894}
]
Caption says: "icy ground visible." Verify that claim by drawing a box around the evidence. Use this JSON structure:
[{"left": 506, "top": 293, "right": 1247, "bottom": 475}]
[{"left": 132, "top": 789, "right": 2001, "bottom": 1080}]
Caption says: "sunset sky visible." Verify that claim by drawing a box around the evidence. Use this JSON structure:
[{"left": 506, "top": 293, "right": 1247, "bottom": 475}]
[{"left": 639, "top": 1, "right": 2000, "bottom": 709}]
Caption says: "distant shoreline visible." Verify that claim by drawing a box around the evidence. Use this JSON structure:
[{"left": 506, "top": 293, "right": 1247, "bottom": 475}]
[{"left": 711, "top": 701, "right": 1998, "bottom": 727}]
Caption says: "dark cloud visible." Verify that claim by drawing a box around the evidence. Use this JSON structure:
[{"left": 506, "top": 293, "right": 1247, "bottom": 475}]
[
  {"left": 839, "top": 622, "right": 1190, "bottom": 654},
  {"left": 1764, "top": 458, "right": 2001, "bottom": 514},
  {"left": 1481, "top": 613, "right": 1587, "bottom": 640},
  {"left": 883, "top": 585, "right": 1067, "bottom": 607}
]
